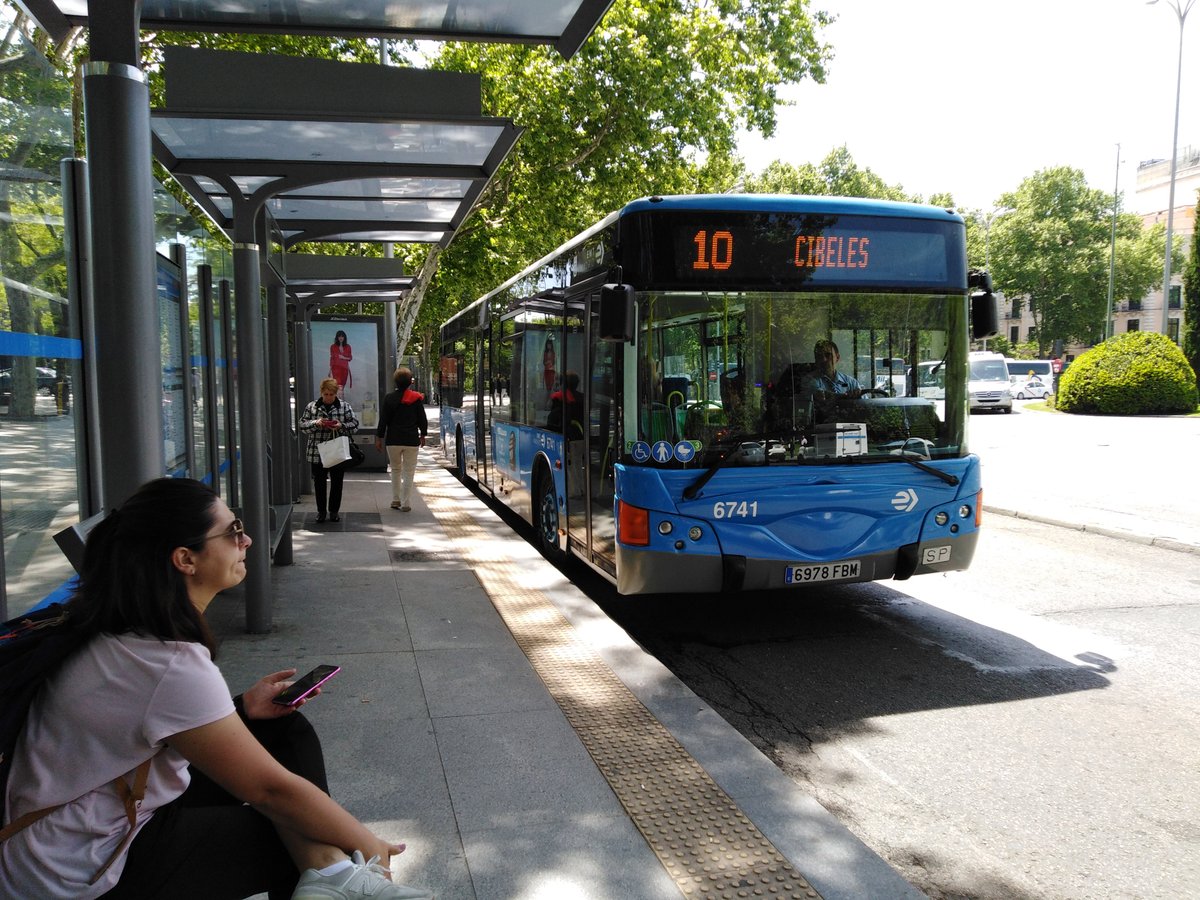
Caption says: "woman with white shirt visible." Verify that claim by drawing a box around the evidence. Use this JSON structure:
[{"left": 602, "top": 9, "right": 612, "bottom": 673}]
[{"left": 0, "top": 477, "right": 428, "bottom": 900}]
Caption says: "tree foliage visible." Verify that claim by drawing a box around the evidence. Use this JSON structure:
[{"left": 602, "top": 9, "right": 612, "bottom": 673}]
[
  {"left": 403, "top": 0, "right": 834, "bottom": 354},
  {"left": 744, "top": 145, "right": 923, "bottom": 202},
  {"left": 985, "top": 167, "right": 1170, "bottom": 355},
  {"left": 1183, "top": 189, "right": 1200, "bottom": 384}
]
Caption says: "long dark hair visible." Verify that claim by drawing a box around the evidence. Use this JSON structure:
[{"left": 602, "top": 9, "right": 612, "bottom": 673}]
[
  {"left": 66, "top": 478, "right": 221, "bottom": 656},
  {"left": 333, "top": 330, "right": 348, "bottom": 346}
]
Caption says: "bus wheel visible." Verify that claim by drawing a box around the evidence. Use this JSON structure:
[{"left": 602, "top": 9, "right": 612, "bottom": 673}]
[
  {"left": 537, "top": 473, "right": 563, "bottom": 560},
  {"left": 455, "top": 430, "right": 466, "bottom": 480}
]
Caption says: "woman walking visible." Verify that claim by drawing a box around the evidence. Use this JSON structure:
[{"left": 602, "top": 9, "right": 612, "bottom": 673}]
[
  {"left": 374, "top": 367, "right": 427, "bottom": 512},
  {"left": 299, "top": 378, "right": 360, "bottom": 523}
]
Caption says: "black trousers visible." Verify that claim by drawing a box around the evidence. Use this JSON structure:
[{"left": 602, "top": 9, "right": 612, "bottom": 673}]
[
  {"left": 101, "top": 712, "right": 329, "bottom": 900},
  {"left": 310, "top": 462, "right": 345, "bottom": 516}
]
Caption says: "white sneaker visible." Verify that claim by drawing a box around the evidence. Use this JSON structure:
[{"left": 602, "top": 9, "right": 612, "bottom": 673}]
[{"left": 292, "top": 850, "right": 433, "bottom": 900}]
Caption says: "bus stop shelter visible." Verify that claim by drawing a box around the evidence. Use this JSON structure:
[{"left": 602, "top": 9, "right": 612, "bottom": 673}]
[{"left": 11, "top": 0, "right": 614, "bottom": 628}]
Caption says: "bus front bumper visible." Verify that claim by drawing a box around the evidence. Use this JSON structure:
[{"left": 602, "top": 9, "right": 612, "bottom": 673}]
[{"left": 614, "top": 530, "right": 978, "bottom": 595}]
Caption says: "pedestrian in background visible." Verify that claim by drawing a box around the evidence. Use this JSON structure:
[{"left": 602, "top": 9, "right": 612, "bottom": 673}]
[
  {"left": 299, "top": 378, "right": 360, "bottom": 523},
  {"left": 375, "top": 367, "right": 427, "bottom": 512}
]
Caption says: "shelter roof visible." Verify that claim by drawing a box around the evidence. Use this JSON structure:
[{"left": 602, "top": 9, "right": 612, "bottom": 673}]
[
  {"left": 151, "top": 48, "right": 520, "bottom": 250},
  {"left": 16, "top": 0, "right": 614, "bottom": 59}
]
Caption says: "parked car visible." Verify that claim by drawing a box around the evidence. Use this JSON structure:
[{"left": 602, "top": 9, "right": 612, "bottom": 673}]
[
  {"left": 0, "top": 366, "right": 70, "bottom": 405},
  {"left": 1013, "top": 376, "right": 1052, "bottom": 399}
]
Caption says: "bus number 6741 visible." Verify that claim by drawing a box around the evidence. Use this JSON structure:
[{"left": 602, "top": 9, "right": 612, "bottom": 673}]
[{"left": 713, "top": 501, "right": 758, "bottom": 519}]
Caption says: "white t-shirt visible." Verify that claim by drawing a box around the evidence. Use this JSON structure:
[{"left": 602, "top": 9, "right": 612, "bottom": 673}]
[{"left": 0, "top": 633, "right": 234, "bottom": 898}]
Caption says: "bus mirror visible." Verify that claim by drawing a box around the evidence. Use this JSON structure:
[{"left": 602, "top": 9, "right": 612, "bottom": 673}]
[
  {"left": 599, "top": 283, "right": 635, "bottom": 342},
  {"left": 971, "top": 290, "right": 1000, "bottom": 340}
]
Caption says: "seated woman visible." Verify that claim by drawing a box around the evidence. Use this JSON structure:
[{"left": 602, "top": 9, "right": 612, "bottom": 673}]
[{"left": 0, "top": 477, "right": 428, "bottom": 900}]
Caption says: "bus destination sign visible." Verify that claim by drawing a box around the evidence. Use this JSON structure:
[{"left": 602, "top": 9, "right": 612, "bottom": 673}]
[{"left": 630, "top": 211, "right": 965, "bottom": 291}]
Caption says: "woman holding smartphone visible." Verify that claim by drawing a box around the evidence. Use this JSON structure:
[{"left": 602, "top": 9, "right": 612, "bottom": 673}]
[
  {"left": 299, "top": 378, "right": 360, "bottom": 523},
  {"left": 0, "top": 477, "right": 429, "bottom": 900}
]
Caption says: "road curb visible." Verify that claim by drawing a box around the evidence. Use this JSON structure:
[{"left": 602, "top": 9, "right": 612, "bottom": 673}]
[{"left": 984, "top": 505, "right": 1200, "bottom": 556}]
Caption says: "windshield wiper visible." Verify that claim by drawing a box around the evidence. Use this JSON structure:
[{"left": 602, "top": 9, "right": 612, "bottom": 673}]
[
  {"left": 682, "top": 432, "right": 755, "bottom": 500},
  {"left": 854, "top": 452, "right": 959, "bottom": 485}
]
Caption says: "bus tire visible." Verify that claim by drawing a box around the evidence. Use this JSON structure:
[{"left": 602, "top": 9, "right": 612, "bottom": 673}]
[{"left": 536, "top": 472, "right": 563, "bottom": 561}]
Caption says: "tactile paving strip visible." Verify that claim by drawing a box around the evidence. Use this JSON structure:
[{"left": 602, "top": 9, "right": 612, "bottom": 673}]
[{"left": 419, "top": 470, "right": 822, "bottom": 899}]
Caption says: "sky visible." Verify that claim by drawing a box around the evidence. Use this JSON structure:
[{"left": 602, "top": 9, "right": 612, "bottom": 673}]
[{"left": 735, "top": 0, "right": 1198, "bottom": 214}]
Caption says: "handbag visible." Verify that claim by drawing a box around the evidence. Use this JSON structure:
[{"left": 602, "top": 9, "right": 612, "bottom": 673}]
[
  {"left": 345, "top": 437, "right": 365, "bottom": 469},
  {"left": 318, "top": 435, "right": 352, "bottom": 468}
]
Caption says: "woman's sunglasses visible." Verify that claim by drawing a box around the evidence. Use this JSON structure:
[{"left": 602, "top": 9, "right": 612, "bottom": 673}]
[{"left": 191, "top": 518, "right": 247, "bottom": 546}]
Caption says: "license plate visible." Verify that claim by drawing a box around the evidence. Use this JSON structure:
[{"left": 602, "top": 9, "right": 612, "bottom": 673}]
[{"left": 785, "top": 560, "right": 861, "bottom": 584}]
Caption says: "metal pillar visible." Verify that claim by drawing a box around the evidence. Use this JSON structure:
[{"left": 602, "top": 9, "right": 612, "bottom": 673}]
[
  {"left": 61, "top": 158, "right": 101, "bottom": 518},
  {"left": 170, "top": 243, "right": 197, "bottom": 478},
  {"left": 296, "top": 305, "right": 315, "bottom": 497},
  {"left": 198, "top": 265, "right": 220, "bottom": 491},
  {"left": 82, "top": 5, "right": 162, "bottom": 508},
  {"left": 219, "top": 279, "right": 238, "bottom": 508},
  {"left": 232, "top": 231, "right": 272, "bottom": 632},
  {"left": 267, "top": 282, "right": 293, "bottom": 565}
]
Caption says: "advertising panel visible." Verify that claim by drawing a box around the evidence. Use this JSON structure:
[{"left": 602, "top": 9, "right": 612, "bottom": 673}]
[{"left": 309, "top": 315, "right": 384, "bottom": 431}]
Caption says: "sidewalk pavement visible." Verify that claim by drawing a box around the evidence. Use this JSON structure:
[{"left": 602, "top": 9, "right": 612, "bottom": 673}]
[{"left": 211, "top": 455, "right": 923, "bottom": 900}]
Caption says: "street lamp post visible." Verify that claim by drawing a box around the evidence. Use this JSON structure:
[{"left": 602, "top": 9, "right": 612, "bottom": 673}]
[
  {"left": 1106, "top": 143, "right": 1121, "bottom": 341},
  {"left": 1148, "top": 0, "right": 1194, "bottom": 337}
]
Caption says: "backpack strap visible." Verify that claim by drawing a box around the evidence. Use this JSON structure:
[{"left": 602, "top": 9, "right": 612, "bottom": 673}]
[{"left": 0, "top": 758, "right": 152, "bottom": 885}]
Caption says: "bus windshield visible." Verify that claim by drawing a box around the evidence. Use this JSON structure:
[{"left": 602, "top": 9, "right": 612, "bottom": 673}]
[{"left": 636, "top": 289, "right": 965, "bottom": 465}]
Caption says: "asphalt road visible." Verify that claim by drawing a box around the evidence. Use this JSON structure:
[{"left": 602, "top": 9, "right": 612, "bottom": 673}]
[{"left": 584, "top": 403, "right": 1200, "bottom": 900}]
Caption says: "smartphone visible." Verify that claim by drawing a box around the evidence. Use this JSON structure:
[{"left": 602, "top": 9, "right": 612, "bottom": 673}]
[{"left": 272, "top": 664, "right": 341, "bottom": 707}]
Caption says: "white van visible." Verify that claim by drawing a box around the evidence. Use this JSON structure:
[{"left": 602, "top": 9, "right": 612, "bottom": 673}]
[
  {"left": 1005, "top": 358, "right": 1054, "bottom": 385},
  {"left": 968, "top": 350, "right": 1012, "bottom": 413}
]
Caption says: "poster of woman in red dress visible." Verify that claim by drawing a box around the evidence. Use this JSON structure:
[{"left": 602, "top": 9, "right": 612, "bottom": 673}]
[{"left": 329, "top": 329, "right": 353, "bottom": 393}]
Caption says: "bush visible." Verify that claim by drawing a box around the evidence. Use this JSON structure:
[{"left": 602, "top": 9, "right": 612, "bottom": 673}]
[{"left": 1057, "top": 332, "right": 1198, "bottom": 415}]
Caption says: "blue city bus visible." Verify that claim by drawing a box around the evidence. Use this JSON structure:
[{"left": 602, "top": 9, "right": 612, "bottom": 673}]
[{"left": 439, "top": 194, "right": 999, "bottom": 595}]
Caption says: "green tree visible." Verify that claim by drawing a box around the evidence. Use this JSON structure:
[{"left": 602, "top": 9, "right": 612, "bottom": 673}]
[
  {"left": 744, "top": 145, "right": 922, "bottom": 201},
  {"left": 986, "top": 167, "right": 1169, "bottom": 355},
  {"left": 402, "top": 0, "right": 834, "bottom": 354},
  {"left": 1183, "top": 189, "right": 1200, "bottom": 384}
]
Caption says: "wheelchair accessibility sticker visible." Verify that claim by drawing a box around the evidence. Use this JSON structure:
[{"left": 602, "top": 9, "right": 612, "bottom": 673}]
[{"left": 631, "top": 441, "right": 651, "bottom": 463}]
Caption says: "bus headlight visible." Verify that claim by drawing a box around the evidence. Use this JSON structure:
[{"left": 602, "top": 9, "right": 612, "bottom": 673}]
[
  {"left": 688, "top": 526, "right": 703, "bottom": 541},
  {"left": 934, "top": 511, "right": 949, "bottom": 526},
  {"left": 658, "top": 521, "right": 673, "bottom": 535}
]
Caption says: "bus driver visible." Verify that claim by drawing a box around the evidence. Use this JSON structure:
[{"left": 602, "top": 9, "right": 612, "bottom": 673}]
[{"left": 810, "top": 339, "right": 864, "bottom": 398}]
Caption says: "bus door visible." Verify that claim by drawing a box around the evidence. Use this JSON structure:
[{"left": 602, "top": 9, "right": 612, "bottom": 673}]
[
  {"left": 563, "top": 303, "right": 588, "bottom": 546},
  {"left": 569, "top": 293, "right": 618, "bottom": 572}
]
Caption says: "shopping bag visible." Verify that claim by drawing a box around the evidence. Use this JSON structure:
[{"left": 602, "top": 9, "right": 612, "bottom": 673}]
[{"left": 318, "top": 435, "right": 352, "bottom": 468}]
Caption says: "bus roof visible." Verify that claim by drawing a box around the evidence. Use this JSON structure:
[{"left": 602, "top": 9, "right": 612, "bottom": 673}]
[
  {"left": 620, "top": 193, "right": 963, "bottom": 224},
  {"left": 444, "top": 193, "right": 964, "bottom": 328}
]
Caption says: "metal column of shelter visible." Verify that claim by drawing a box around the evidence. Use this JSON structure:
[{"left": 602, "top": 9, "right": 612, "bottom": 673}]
[
  {"left": 82, "top": 3, "right": 162, "bottom": 510},
  {"left": 267, "top": 278, "right": 294, "bottom": 566}
]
